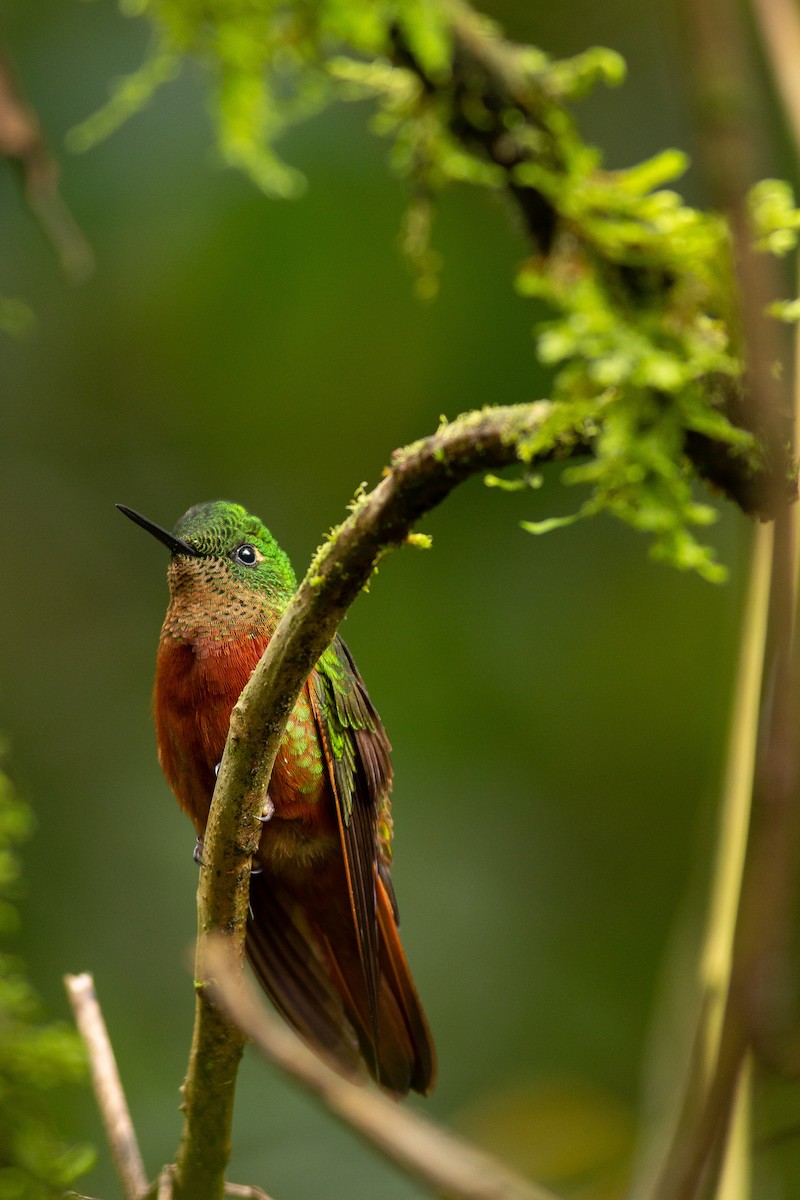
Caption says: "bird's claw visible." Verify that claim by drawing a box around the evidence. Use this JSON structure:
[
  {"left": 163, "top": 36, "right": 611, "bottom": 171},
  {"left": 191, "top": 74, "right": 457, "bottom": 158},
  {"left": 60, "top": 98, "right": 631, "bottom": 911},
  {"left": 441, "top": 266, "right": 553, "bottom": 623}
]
[
  {"left": 257, "top": 794, "right": 275, "bottom": 823},
  {"left": 251, "top": 794, "right": 272, "bottom": 874}
]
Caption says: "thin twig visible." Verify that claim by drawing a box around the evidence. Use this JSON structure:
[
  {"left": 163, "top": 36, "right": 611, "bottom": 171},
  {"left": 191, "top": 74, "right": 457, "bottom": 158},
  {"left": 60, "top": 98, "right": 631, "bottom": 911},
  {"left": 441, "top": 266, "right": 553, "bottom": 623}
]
[
  {"left": 0, "top": 46, "right": 93, "bottom": 280},
  {"left": 746, "top": 0, "right": 800, "bottom": 1069},
  {"left": 632, "top": 520, "right": 772, "bottom": 1200},
  {"left": 701, "top": 524, "right": 774, "bottom": 1072},
  {"left": 224, "top": 1185, "right": 274, "bottom": 1198},
  {"left": 203, "top": 936, "right": 557, "bottom": 1200},
  {"left": 714, "top": 1056, "right": 752, "bottom": 1200},
  {"left": 64, "top": 973, "right": 149, "bottom": 1200}
]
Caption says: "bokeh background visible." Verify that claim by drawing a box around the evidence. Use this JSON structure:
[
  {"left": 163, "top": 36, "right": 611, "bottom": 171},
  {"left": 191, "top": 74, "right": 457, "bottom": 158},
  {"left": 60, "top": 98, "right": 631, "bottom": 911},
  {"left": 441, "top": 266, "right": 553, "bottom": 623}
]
[{"left": 0, "top": 0, "right": 795, "bottom": 1196}]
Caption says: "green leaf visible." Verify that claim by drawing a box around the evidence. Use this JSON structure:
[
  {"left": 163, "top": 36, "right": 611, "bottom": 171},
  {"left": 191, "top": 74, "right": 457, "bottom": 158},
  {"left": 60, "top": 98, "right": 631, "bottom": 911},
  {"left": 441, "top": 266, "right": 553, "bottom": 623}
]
[{"left": 521, "top": 511, "right": 584, "bottom": 535}]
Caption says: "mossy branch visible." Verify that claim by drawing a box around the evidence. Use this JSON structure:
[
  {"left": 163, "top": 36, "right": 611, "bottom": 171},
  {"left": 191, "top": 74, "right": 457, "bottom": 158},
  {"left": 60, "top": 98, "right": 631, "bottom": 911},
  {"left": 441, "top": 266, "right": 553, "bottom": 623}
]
[
  {"left": 176, "top": 400, "right": 576, "bottom": 1199},
  {"left": 78, "top": 0, "right": 796, "bottom": 578}
]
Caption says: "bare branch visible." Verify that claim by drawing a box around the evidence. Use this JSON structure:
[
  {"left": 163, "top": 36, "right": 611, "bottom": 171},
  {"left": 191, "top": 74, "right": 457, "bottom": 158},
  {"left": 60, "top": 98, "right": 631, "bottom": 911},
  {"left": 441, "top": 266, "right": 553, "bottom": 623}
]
[
  {"left": 203, "top": 936, "right": 557, "bottom": 1200},
  {"left": 64, "top": 973, "right": 149, "bottom": 1200}
]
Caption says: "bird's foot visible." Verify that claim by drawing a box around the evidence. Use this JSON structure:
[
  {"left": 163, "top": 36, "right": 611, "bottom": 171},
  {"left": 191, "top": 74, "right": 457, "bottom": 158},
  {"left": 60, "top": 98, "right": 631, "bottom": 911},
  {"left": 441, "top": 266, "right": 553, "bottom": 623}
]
[
  {"left": 257, "top": 793, "right": 275, "bottom": 823},
  {"left": 251, "top": 794, "right": 272, "bottom": 876}
]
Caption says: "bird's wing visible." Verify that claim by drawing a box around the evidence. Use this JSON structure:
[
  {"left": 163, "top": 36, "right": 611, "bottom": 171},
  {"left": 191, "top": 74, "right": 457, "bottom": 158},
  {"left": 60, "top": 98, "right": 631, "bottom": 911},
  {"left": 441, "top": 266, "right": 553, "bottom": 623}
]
[
  {"left": 246, "top": 872, "right": 364, "bottom": 1076},
  {"left": 308, "top": 634, "right": 393, "bottom": 1061}
]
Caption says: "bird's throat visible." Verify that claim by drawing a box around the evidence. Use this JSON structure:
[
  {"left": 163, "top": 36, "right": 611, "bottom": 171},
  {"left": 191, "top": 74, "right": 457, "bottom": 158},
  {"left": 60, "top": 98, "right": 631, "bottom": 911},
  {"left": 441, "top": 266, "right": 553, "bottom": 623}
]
[{"left": 160, "top": 556, "right": 275, "bottom": 649}]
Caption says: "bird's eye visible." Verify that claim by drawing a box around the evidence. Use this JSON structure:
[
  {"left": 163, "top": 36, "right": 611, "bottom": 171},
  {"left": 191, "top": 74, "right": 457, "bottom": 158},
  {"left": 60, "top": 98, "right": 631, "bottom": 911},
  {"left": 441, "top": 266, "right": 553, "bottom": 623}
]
[{"left": 231, "top": 543, "right": 258, "bottom": 566}]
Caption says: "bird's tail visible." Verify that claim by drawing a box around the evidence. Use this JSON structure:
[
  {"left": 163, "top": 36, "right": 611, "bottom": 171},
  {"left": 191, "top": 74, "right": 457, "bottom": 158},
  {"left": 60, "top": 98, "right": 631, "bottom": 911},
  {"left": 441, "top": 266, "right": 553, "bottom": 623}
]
[{"left": 246, "top": 869, "right": 436, "bottom": 1096}]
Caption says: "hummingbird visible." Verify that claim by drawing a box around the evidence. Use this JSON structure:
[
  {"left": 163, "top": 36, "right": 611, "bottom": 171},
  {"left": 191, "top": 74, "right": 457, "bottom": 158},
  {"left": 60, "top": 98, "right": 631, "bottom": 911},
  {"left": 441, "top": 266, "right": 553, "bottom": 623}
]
[{"left": 117, "top": 500, "right": 436, "bottom": 1096}]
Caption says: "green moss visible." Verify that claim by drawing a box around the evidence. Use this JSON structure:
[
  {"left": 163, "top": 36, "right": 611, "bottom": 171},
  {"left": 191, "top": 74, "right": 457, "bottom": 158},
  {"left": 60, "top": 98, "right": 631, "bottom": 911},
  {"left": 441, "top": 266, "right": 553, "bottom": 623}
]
[{"left": 79, "top": 0, "right": 790, "bottom": 578}]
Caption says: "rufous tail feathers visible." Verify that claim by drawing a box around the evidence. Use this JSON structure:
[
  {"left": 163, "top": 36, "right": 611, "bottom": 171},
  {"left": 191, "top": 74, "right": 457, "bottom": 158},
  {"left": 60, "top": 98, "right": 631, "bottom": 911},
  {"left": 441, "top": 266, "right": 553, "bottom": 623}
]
[{"left": 245, "top": 871, "right": 436, "bottom": 1096}]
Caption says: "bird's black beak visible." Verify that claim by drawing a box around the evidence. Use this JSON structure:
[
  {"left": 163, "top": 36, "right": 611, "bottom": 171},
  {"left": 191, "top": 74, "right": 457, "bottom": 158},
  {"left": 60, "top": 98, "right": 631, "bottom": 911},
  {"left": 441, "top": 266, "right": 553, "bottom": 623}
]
[{"left": 116, "top": 504, "right": 202, "bottom": 558}]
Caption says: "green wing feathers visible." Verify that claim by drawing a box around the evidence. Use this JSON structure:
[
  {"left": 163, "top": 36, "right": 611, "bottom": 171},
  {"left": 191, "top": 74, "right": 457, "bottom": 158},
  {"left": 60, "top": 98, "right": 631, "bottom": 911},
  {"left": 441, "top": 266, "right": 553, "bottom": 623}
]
[{"left": 310, "top": 636, "right": 436, "bottom": 1095}]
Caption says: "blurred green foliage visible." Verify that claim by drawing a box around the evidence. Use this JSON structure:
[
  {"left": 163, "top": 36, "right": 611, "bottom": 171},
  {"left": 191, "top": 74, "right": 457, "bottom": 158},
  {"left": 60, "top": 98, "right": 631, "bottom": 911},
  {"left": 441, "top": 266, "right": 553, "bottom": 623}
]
[
  {"left": 0, "top": 755, "right": 92, "bottom": 1197},
  {"left": 71, "top": 0, "right": 764, "bottom": 581},
  {"left": 750, "top": 178, "right": 800, "bottom": 323},
  {"left": 0, "top": 299, "right": 35, "bottom": 339}
]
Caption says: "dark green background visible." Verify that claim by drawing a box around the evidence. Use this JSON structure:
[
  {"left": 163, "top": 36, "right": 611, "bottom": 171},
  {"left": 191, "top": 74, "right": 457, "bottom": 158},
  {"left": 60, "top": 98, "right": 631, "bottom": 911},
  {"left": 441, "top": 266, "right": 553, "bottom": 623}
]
[{"left": 0, "top": 1, "right": 792, "bottom": 1196}]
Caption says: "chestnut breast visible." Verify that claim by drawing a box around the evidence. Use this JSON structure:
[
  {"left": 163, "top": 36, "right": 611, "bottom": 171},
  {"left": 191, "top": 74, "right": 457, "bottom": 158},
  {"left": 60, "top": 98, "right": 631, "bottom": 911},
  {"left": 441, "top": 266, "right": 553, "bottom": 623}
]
[{"left": 154, "top": 633, "right": 333, "bottom": 853}]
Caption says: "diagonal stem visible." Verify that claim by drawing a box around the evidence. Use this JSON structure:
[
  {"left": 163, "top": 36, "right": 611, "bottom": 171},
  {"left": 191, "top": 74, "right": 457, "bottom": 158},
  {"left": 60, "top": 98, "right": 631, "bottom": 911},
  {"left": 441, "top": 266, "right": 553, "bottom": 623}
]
[
  {"left": 65, "top": 973, "right": 149, "bottom": 1200},
  {"left": 203, "top": 935, "right": 559, "bottom": 1200}
]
